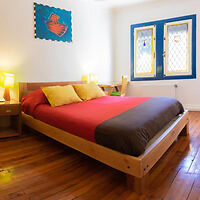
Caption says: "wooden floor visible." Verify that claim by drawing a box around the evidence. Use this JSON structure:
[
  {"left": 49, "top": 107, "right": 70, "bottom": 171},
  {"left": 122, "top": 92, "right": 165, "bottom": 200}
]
[{"left": 0, "top": 112, "right": 200, "bottom": 200}]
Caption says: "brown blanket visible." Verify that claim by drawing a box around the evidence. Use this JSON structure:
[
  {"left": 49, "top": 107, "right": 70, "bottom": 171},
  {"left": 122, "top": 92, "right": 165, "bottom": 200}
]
[{"left": 95, "top": 97, "right": 184, "bottom": 156}]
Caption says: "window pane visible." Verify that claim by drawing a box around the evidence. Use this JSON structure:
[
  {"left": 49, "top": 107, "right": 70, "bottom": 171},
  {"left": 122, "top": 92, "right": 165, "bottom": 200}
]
[
  {"left": 165, "top": 20, "right": 191, "bottom": 76},
  {"left": 134, "top": 26, "right": 155, "bottom": 77}
]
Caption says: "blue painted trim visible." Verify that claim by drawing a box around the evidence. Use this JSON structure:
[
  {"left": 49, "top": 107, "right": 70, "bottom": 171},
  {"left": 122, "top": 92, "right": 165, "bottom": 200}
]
[
  {"left": 130, "top": 25, "right": 134, "bottom": 81},
  {"left": 130, "top": 14, "right": 196, "bottom": 81}
]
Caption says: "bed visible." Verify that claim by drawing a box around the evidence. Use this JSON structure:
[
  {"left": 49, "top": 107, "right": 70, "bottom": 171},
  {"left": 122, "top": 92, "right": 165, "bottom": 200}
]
[{"left": 19, "top": 81, "right": 189, "bottom": 194}]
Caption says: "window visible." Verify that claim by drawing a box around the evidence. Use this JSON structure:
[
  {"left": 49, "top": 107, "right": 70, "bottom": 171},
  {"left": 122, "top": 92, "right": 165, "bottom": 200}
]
[
  {"left": 131, "top": 15, "right": 196, "bottom": 81},
  {"left": 134, "top": 25, "right": 156, "bottom": 78},
  {"left": 164, "top": 20, "right": 192, "bottom": 76}
]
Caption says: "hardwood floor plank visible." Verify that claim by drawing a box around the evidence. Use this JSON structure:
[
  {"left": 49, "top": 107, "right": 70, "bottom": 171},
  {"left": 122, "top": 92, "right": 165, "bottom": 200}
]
[
  {"left": 99, "top": 185, "right": 127, "bottom": 200},
  {"left": 188, "top": 147, "right": 200, "bottom": 174},
  {"left": 187, "top": 176, "right": 200, "bottom": 200},
  {"left": 163, "top": 170, "right": 196, "bottom": 200}
]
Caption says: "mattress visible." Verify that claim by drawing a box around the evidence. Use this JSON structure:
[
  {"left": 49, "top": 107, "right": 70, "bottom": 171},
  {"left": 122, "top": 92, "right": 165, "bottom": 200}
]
[{"left": 22, "top": 93, "right": 184, "bottom": 156}]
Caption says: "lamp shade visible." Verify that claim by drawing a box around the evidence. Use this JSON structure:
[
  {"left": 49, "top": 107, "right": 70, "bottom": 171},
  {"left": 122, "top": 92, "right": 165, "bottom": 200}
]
[
  {"left": 2, "top": 73, "right": 15, "bottom": 88},
  {"left": 89, "top": 74, "right": 98, "bottom": 83},
  {"left": 81, "top": 74, "right": 98, "bottom": 84},
  {"left": 81, "top": 74, "right": 90, "bottom": 83}
]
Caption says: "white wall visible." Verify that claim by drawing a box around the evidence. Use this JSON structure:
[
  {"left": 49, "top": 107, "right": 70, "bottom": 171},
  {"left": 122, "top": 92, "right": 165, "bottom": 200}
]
[
  {"left": 0, "top": 0, "right": 113, "bottom": 99},
  {"left": 113, "top": 0, "right": 200, "bottom": 110}
]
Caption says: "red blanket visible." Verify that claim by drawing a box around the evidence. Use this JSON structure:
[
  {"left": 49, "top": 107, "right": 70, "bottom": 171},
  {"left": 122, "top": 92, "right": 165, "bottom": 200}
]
[{"left": 22, "top": 91, "right": 150, "bottom": 142}]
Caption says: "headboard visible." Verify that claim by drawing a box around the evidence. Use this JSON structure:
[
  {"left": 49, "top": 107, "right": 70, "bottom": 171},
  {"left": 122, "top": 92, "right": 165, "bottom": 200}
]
[{"left": 18, "top": 81, "right": 86, "bottom": 101}]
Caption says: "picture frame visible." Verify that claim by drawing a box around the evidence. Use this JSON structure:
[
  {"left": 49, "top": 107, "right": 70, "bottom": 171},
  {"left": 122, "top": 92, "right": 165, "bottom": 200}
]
[{"left": 34, "top": 3, "right": 72, "bottom": 42}]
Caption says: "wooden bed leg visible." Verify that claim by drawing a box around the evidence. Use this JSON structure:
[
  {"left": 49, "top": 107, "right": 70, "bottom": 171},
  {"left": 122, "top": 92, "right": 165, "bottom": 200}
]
[
  {"left": 126, "top": 173, "right": 149, "bottom": 194},
  {"left": 179, "top": 121, "right": 189, "bottom": 136}
]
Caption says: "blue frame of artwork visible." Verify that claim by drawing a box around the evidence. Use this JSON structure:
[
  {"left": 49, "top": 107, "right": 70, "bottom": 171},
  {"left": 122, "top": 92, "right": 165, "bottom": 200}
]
[
  {"left": 130, "top": 14, "right": 196, "bottom": 81},
  {"left": 34, "top": 3, "right": 72, "bottom": 42}
]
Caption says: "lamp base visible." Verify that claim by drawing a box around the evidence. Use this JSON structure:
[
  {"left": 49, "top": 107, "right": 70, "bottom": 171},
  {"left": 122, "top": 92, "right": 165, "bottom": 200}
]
[{"left": 3, "top": 88, "right": 10, "bottom": 101}]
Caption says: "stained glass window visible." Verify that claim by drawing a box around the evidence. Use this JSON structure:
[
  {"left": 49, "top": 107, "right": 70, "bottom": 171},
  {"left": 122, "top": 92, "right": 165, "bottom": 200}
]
[
  {"left": 131, "top": 15, "right": 196, "bottom": 81},
  {"left": 164, "top": 20, "right": 192, "bottom": 76},
  {"left": 134, "top": 25, "right": 156, "bottom": 77}
]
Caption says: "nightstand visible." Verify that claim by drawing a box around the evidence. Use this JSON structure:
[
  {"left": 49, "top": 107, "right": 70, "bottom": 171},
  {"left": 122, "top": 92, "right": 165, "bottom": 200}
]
[{"left": 0, "top": 101, "right": 22, "bottom": 138}]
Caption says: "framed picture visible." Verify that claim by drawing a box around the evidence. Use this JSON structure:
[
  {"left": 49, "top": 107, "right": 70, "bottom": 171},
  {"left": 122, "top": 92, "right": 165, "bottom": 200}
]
[{"left": 34, "top": 3, "right": 72, "bottom": 42}]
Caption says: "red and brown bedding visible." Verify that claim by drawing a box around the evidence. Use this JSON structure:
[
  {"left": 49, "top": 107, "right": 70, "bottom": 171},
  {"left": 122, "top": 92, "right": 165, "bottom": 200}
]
[{"left": 22, "top": 89, "right": 184, "bottom": 156}]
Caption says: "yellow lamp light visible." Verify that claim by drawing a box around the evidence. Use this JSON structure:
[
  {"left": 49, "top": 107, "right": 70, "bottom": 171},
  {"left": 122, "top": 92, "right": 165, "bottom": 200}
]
[
  {"left": 89, "top": 74, "right": 98, "bottom": 83},
  {"left": 1, "top": 73, "right": 15, "bottom": 101},
  {"left": 81, "top": 74, "right": 98, "bottom": 84},
  {"left": 81, "top": 74, "right": 90, "bottom": 83}
]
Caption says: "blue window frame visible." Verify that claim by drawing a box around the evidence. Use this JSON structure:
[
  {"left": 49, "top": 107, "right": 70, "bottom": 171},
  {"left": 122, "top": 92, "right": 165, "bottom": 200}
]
[{"left": 130, "top": 14, "right": 196, "bottom": 81}]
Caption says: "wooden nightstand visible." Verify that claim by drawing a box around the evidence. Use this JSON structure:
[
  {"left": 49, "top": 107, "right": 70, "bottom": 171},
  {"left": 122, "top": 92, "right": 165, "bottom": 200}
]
[{"left": 0, "top": 100, "right": 22, "bottom": 138}]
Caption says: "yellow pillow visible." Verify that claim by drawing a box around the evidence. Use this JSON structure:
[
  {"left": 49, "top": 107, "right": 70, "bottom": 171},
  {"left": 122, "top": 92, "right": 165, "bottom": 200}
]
[
  {"left": 73, "top": 83, "right": 105, "bottom": 101},
  {"left": 41, "top": 85, "right": 82, "bottom": 107}
]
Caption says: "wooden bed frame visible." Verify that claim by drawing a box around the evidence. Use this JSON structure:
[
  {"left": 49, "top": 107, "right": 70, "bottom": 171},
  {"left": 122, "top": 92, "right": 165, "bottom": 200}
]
[{"left": 19, "top": 81, "right": 189, "bottom": 194}]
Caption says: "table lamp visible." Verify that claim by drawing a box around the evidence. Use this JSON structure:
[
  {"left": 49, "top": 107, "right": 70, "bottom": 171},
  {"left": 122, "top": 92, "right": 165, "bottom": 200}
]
[
  {"left": 81, "top": 74, "right": 98, "bottom": 83},
  {"left": 1, "top": 73, "right": 15, "bottom": 101},
  {"left": 89, "top": 74, "right": 98, "bottom": 83},
  {"left": 81, "top": 74, "right": 90, "bottom": 83}
]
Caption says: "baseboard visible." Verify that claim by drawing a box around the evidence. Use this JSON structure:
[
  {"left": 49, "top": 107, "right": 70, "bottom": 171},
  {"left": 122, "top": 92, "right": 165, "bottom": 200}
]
[{"left": 184, "top": 104, "right": 200, "bottom": 111}]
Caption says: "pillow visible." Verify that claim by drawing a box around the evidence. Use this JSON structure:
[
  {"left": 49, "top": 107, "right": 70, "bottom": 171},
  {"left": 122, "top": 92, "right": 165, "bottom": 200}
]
[
  {"left": 73, "top": 83, "right": 105, "bottom": 101},
  {"left": 41, "top": 85, "right": 82, "bottom": 107},
  {"left": 21, "top": 89, "right": 48, "bottom": 115}
]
